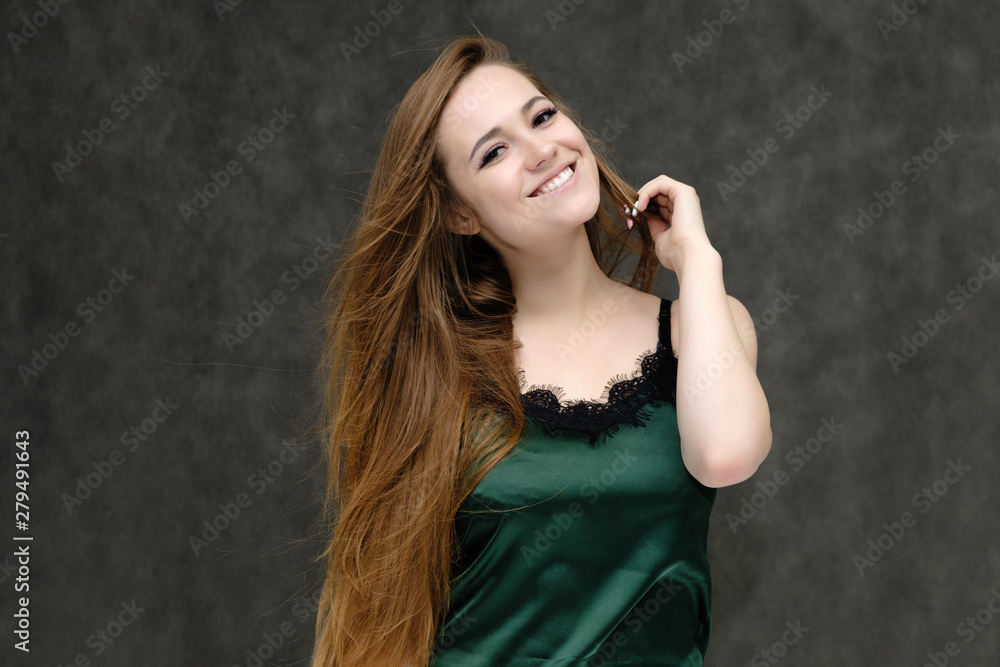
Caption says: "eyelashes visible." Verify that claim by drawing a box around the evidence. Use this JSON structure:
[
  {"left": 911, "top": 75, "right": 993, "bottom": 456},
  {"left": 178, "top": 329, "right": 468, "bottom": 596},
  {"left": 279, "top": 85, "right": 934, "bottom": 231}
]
[{"left": 478, "top": 107, "right": 559, "bottom": 168}]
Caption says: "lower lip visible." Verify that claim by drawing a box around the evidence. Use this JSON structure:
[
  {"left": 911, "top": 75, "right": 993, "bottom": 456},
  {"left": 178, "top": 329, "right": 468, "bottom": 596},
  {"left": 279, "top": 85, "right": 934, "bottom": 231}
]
[{"left": 531, "top": 163, "right": 578, "bottom": 199}]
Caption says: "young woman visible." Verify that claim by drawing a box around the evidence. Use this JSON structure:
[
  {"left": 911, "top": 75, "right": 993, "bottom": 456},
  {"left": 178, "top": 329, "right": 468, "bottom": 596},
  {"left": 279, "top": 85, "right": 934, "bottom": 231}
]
[{"left": 310, "top": 33, "right": 771, "bottom": 666}]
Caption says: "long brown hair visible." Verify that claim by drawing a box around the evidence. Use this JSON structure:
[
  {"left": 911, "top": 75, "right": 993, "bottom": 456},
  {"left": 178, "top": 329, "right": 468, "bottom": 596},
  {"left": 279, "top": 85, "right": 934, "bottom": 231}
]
[{"left": 309, "top": 31, "right": 661, "bottom": 666}]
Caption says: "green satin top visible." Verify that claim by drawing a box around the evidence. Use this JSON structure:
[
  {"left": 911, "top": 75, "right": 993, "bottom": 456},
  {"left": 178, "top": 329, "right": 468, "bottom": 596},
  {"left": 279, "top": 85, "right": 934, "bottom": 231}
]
[{"left": 431, "top": 298, "right": 717, "bottom": 666}]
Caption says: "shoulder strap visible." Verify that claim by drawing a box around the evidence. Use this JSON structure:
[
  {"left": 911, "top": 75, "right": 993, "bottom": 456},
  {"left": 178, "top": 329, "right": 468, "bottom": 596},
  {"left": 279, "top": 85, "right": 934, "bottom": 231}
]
[{"left": 657, "top": 298, "right": 672, "bottom": 353}]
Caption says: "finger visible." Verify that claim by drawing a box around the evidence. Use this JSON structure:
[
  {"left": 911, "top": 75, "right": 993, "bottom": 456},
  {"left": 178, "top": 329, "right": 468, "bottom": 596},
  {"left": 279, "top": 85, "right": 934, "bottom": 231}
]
[
  {"left": 631, "top": 180, "right": 657, "bottom": 215},
  {"left": 629, "top": 191, "right": 645, "bottom": 218},
  {"left": 633, "top": 172, "right": 691, "bottom": 217},
  {"left": 634, "top": 177, "right": 680, "bottom": 215},
  {"left": 631, "top": 189, "right": 660, "bottom": 217}
]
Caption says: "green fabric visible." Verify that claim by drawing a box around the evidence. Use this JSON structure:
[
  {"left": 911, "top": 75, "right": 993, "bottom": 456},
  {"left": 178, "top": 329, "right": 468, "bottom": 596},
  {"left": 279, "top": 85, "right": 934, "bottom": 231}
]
[{"left": 432, "top": 400, "right": 717, "bottom": 666}]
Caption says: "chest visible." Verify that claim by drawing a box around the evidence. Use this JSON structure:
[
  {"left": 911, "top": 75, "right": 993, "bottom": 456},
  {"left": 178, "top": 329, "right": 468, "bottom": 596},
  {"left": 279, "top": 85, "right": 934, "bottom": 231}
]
[{"left": 515, "top": 298, "right": 674, "bottom": 404}]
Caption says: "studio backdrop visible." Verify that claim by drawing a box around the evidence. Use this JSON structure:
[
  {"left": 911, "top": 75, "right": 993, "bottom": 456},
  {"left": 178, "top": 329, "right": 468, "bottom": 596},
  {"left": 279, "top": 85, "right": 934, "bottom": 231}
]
[{"left": 2, "top": 1, "right": 998, "bottom": 665}]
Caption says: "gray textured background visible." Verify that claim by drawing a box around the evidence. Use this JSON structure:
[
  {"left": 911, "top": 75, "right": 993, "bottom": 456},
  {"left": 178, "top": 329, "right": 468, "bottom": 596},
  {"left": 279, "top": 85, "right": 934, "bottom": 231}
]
[{"left": 3, "top": 1, "right": 999, "bottom": 665}]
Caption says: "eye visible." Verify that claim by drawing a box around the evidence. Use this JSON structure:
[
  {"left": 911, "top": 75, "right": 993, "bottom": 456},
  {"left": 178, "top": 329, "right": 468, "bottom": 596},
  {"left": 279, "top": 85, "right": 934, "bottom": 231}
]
[
  {"left": 479, "top": 144, "right": 505, "bottom": 168},
  {"left": 477, "top": 106, "right": 559, "bottom": 169},
  {"left": 533, "top": 107, "right": 558, "bottom": 126}
]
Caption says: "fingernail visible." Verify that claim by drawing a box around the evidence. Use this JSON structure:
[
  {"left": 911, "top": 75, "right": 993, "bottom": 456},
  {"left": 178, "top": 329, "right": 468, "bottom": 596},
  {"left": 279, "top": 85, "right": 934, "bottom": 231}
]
[{"left": 631, "top": 206, "right": 637, "bottom": 217}]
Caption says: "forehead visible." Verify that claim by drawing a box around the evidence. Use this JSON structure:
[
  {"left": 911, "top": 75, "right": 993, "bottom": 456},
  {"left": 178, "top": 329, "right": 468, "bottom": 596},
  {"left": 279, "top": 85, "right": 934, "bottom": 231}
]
[{"left": 438, "top": 64, "right": 542, "bottom": 152}]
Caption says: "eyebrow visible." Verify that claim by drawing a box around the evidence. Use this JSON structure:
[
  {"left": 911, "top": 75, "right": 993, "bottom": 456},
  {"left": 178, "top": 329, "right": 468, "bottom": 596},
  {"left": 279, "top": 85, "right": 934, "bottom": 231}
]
[{"left": 467, "top": 95, "right": 548, "bottom": 164}]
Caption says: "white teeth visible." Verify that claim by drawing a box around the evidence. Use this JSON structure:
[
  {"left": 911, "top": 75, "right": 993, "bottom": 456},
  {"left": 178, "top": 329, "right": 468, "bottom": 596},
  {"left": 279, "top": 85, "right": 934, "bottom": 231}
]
[{"left": 535, "top": 166, "right": 574, "bottom": 195}]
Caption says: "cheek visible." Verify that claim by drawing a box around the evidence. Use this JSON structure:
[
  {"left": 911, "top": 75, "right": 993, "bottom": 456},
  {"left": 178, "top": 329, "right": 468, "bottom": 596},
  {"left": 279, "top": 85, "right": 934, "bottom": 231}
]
[
  {"left": 484, "top": 187, "right": 536, "bottom": 237},
  {"left": 483, "top": 170, "right": 527, "bottom": 208}
]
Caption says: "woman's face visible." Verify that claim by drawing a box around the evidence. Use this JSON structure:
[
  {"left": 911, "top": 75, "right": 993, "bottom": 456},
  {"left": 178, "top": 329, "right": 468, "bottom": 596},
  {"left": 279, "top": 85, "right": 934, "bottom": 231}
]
[{"left": 435, "top": 64, "right": 601, "bottom": 251}]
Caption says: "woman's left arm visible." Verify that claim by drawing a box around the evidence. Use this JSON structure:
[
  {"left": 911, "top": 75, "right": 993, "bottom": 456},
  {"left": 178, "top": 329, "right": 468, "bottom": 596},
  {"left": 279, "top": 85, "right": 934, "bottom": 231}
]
[{"left": 632, "top": 175, "right": 772, "bottom": 488}]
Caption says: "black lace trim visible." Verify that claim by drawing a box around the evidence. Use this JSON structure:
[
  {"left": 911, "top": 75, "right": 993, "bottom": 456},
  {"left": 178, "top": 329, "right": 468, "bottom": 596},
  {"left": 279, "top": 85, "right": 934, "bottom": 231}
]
[{"left": 517, "top": 298, "right": 678, "bottom": 447}]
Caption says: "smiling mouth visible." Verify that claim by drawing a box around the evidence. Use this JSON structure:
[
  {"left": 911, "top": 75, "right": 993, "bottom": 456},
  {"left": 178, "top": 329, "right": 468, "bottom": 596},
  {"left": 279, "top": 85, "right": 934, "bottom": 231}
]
[{"left": 530, "top": 163, "right": 576, "bottom": 197}]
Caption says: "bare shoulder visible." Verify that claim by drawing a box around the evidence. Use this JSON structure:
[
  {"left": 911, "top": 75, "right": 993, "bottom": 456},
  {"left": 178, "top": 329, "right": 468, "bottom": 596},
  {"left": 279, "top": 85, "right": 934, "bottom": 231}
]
[
  {"left": 594, "top": 285, "right": 664, "bottom": 348},
  {"left": 622, "top": 286, "right": 663, "bottom": 315},
  {"left": 616, "top": 286, "right": 665, "bottom": 333},
  {"left": 669, "top": 295, "right": 758, "bottom": 368}
]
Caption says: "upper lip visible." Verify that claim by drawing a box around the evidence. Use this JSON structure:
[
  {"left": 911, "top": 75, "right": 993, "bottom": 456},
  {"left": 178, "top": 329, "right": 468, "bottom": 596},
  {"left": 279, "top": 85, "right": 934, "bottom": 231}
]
[{"left": 529, "top": 161, "right": 576, "bottom": 196}]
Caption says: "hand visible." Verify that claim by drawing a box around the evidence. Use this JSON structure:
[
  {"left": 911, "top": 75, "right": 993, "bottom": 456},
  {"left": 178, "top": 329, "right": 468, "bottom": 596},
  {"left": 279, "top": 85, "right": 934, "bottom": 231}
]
[{"left": 629, "top": 174, "right": 716, "bottom": 275}]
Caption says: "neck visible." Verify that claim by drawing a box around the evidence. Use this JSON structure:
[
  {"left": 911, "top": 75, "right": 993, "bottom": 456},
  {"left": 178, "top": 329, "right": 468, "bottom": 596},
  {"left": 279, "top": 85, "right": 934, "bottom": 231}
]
[{"left": 495, "top": 225, "right": 620, "bottom": 331}]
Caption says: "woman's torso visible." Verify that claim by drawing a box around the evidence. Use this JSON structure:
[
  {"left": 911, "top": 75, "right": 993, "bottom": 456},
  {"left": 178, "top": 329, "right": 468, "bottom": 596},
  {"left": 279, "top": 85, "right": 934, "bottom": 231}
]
[{"left": 431, "top": 296, "right": 717, "bottom": 666}]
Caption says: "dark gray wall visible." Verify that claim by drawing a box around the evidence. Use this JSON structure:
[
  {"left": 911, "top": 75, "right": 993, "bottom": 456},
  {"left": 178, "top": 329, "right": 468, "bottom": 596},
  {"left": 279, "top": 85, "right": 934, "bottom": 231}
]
[{"left": 3, "top": 1, "right": 998, "bottom": 665}]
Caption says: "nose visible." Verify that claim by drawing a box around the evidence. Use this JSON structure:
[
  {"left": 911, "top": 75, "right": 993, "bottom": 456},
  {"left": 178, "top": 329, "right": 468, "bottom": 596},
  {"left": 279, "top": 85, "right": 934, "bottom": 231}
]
[{"left": 524, "top": 132, "right": 557, "bottom": 170}]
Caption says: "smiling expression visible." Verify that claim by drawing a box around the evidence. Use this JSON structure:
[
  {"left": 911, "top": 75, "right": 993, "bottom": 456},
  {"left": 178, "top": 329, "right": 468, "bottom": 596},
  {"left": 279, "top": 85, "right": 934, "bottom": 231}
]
[{"left": 435, "top": 64, "right": 601, "bottom": 249}]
